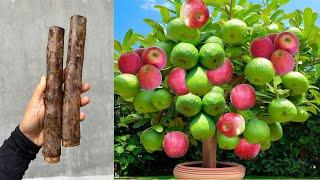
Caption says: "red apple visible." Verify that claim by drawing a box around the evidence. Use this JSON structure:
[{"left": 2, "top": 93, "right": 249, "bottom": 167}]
[
  {"left": 135, "top": 48, "right": 146, "bottom": 59},
  {"left": 180, "top": 0, "right": 209, "bottom": 29},
  {"left": 206, "top": 59, "right": 233, "bottom": 85},
  {"left": 230, "top": 84, "right": 256, "bottom": 110},
  {"left": 163, "top": 131, "right": 189, "bottom": 158},
  {"left": 142, "top": 46, "right": 167, "bottom": 70},
  {"left": 267, "top": 33, "right": 278, "bottom": 43},
  {"left": 274, "top": 31, "right": 299, "bottom": 55},
  {"left": 250, "top": 36, "right": 275, "bottom": 59},
  {"left": 217, "top": 113, "right": 245, "bottom": 137},
  {"left": 271, "top": 49, "right": 294, "bottom": 75},
  {"left": 168, "top": 67, "right": 189, "bottom": 95},
  {"left": 118, "top": 52, "right": 142, "bottom": 74},
  {"left": 234, "top": 138, "right": 261, "bottom": 160},
  {"left": 138, "top": 64, "right": 162, "bottom": 90}
]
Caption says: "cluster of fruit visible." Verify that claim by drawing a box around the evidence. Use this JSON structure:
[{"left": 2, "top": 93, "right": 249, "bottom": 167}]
[{"left": 114, "top": 0, "right": 310, "bottom": 161}]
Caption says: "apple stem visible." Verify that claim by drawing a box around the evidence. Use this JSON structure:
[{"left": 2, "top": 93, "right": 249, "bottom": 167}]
[{"left": 202, "top": 134, "right": 217, "bottom": 168}]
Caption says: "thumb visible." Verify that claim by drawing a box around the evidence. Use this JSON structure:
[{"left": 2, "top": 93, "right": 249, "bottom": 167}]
[{"left": 32, "top": 76, "right": 46, "bottom": 100}]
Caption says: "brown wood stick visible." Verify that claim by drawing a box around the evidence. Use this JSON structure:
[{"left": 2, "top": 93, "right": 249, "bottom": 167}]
[
  {"left": 62, "top": 15, "right": 87, "bottom": 147},
  {"left": 202, "top": 134, "right": 217, "bottom": 168},
  {"left": 43, "top": 26, "right": 65, "bottom": 163}
]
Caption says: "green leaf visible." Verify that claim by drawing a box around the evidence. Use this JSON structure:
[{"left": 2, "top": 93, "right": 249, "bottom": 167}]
[
  {"left": 144, "top": 19, "right": 166, "bottom": 41},
  {"left": 122, "top": 29, "right": 133, "bottom": 52},
  {"left": 270, "top": 9, "right": 284, "bottom": 21},
  {"left": 305, "top": 105, "right": 318, "bottom": 115},
  {"left": 205, "top": 0, "right": 228, "bottom": 7},
  {"left": 115, "top": 146, "right": 124, "bottom": 154},
  {"left": 273, "top": 76, "right": 282, "bottom": 87},
  {"left": 126, "top": 145, "right": 137, "bottom": 151},
  {"left": 114, "top": 40, "right": 122, "bottom": 53},
  {"left": 309, "top": 89, "right": 320, "bottom": 104},
  {"left": 244, "top": 13, "right": 261, "bottom": 26},
  {"left": 154, "top": 5, "right": 172, "bottom": 23},
  {"left": 153, "top": 124, "right": 164, "bottom": 132}
]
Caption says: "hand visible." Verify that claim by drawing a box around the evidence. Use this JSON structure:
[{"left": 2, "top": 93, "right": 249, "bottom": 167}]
[{"left": 19, "top": 76, "right": 90, "bottom": 146}]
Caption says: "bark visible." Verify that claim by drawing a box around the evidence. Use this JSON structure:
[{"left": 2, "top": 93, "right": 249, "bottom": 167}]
[
  {"left": 202, "top": 134, "right": 217, "bottom": 168},
  {"left": 62, "top": 15, "right": 87, "bottom": 147},
  {"left": 43, "top": 26, "right": 65, "bottom": 163}
]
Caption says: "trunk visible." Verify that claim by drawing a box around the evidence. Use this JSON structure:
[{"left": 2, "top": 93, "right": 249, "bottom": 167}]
[
  {"left": 43, "top": 26, "right": 65, "bottom": 163},
  {"left": 202, "top": 134, "right": 217, "bottom": 168},
  {"left": 62, "top": 15, "right": 87, "bottom": 147}
]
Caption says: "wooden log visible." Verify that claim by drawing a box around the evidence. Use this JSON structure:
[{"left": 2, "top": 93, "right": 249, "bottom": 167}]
[
  {"left": 202, "top": 134, "right": 217, "bottom": 168},
  {"left": 62, "top": 15, "right": 87, "bottom": 147},
  {"left": 43, "top": 26, "right": 65, "bottom": 163}
]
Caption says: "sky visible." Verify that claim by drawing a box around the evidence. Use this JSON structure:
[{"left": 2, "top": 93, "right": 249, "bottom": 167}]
[{"left": 114, "top": 0, "right": 320, "bottom": 42}]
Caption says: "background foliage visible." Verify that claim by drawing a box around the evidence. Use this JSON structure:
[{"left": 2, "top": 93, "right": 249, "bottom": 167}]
[{"left": 114, "top": 0, "right": 320, "bottom": 177}]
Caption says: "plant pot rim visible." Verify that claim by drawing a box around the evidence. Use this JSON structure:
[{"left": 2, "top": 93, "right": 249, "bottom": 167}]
[{"left": 175, "top": 161, "right": 245, "bottom": 172}]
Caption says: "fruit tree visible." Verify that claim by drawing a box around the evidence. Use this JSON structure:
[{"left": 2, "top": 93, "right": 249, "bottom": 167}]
[{"left": 114, "top": 0, "right": 320, "bottom": 172}]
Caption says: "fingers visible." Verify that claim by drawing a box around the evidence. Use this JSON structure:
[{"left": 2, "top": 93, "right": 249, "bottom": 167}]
[
  {"left": 80, "top": 96, "right": 90, "bottom": 107},
  {"left": 80, "top": 112, "right": 86, "bottom": 121},
  {"left": 81, "top": 83, "right": 90, "bottom": 93},
  {"left": 32, "top": 76, "right": 46, "bottom": 100}
]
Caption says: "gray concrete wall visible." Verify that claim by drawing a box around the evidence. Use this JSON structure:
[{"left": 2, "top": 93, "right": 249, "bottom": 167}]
[{"left": 0, "top": 0, "right": 113, "bottom": 178}]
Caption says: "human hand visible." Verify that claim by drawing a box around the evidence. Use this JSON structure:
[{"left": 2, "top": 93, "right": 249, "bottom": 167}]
[{"left": 19, "top": 76, "right": 90, "bottom": 146}]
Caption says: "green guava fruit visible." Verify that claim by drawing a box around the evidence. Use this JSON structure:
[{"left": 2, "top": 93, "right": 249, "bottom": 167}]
[
  {"left": 261, "top": 139, "right": 271, "bottom": 151},
  {"left": 269, "top": 122, "right": 283, "bottom": 141},
  {"left": 205, "top": 36, "right": 224, "bottom": 47},
  {"left": 199, "top": 43, "right": 225, "bottom": 69},
  {"left": 217, "top": 131, "right": 240, "bottom": 150},
  {"left": 221, "top": 19, "right": 248, "bottom": 45},
  {"left": 114, "top": 74, "right": 140, "bottom": 99},
  {"left": 257, "top": 114, "right": 276, "bottom": 124},
  {"left": 176, "top": 93, "right": 202, "bottom": 117},
  {"left": 170, "top": 42, "right": 199, "bottom": 70},
  {"left": 251, "top": 23, "right": 267, "bottom": 38},
  {"left": 292, "top": 106, "right": 309, "bottom": 122},
  {"left": 281, "top": 71, "right": 309, "bottom": 96},
  {"left": 244, "top": 118, "right": 270, "bottom": 144},
  {"left": 268, "top": 98, "right": 297, "bottom": 123},
  {"left": 211, "top": 86, "right": 224, "bottom": 95},
  {"left": 140, "top": 128, "right": 164, "bottom": 153},
  {"left": 186, "top": 66, "right": 213, "bottom": 96},
  {"left": 287, "top": 27, "right": 303, "bottom": 39},
  {"left": 133, "top": 91, "right": 158, "bottom": 113},
  {"left": 166, "top": 18, "right": 200, "bottom": 45},
  {"left": 189, "top": 113, "right": 216, "bottom": 141},
  {"left": 244, "top": 57, "right": 275, "bottom": 85},
  {"left": 225, "top": 46, "right": 245, "bottom": 59},
  {"left": 267, "top": 23, "right": 281, "bottom": 33},
  {"left": 202, "top": 92, "right": 226, "bottom": 116},
  {"left": 288, "top": 94, "right": 304, "bottom": 104},
  {"left": 151, "top": 89, "right": 173, "bottom": 110}
]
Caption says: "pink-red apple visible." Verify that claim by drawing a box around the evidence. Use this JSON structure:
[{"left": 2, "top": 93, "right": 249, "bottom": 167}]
[
  {"left": 206, "top": 59, "right": 234, "bottom": 85},
  {"left": 168, "top": 67, "right": 189, "bottom": 95},
  {"left": 267, "top": 33, "right": 278, "bottom": 43},
  {"left": 180, "top": 0, "right": 209, "bottom": 29},
  {"left": 230, "top": 84, "right": 256, "bottom": 110},
  {"left": 142, "top": 46, "right": 167, "bottom": 70},
  {"left": 118, "top": 52, "right": 142, "bottom": 74},
  {"left": 138, "top": 64, "right": 162, "bottom": 90},
  {"left": 271, "top": 49, "right": 294, "bottom": 75},
  {"left": 274, "top": 31, "right": 299, "bottom": 55},
  {"left": 250, "top": 36, "right": 275, "bottom": 59},
  {"left": 135, "top": 48, "right": 145, "bottom": 59},
  {"left": 163, "top": 131, "right": 189, "bottom": 158},
  {"left": 234, "top": 138, "right": 261, "bottom": 160},
  {"left": 217, "top": 113, "right": 245, "bottom": 137}
]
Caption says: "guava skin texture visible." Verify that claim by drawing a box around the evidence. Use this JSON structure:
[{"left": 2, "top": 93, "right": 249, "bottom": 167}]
[
  {"left": 166, "top": 18, "right": 200, "bottom": 45},
  {"left": 250, "top": 36, "right": 275, "bottom": 59},
  {"left": 244, "top": 57, "right": 275, "bottom": 85},
  {"left": 202, "top": 92, "right": 226, "bottom": 116},
  {"left": 243, "top": 118, "right": 270, "bottom": 144},
  {"left": 175, "top": 93, "right": 202, "bottom": 117},
  {"left": 114, "top": 74, "right": 140, "bottom": 99},
  {"left": 268, "top": 98, "right": 297, "bottom": 123},
  {"left": 206, "top": 59, "right": 233, "bottom": 85},
  {"left": 138, "top": 64, "right": 162, "bottom": 90},
  {"left": 267, "top": 23, "right": 281, "bottom": 33},
  {"left": 163, "top": 131, "right": 189, "bottom": 158},
  {"left": 234, "top": 138, "right": 261, "bottom": 160},
  {"left": 217, "top": 131, "right": 240, "bottom": 150},
  {"left": 118, "top": 52, "right": 142, "bottom": 74},
  {"left": 186, "top": 66, "right": 212, "bottom": 96},
  {"left": 140, "top": 128, "right": 164, "bottom": 153},
  {"left": 281, "top": 71, "right": 309, "bottom": 96},
  {"left": 205, "top": 36, "right": 224, "bottom": 47},
  {"left": 151, "top": 89, "right": 173, "bottom": 110},
  {"left": 271, "top": 49, "right": 294, "bottom": 75},
  {"left": 180, "top": 0, "right": 209, "bottom": 29},
  {"left": 269, "top": 122, "right": 283, "bottom": 141},
  {"left": 199, "top": 43, "right": 225, "bottom": 69},
  {"left": 142, "top": 46, "right": 167, "bottom": 70},
  {"left": 217, "top": 112, "right": 245, "bottom": 137},
  {"left": 133, "top": 91, "right": 158, "bottom": 113},
  {"left": 189, "top": 113, "right": 216, "bottom": 141},
  {"left": 168, "top": 67, "right": 189, "bottom": 95},
  {"left": 261, "top": 140, "right": 271, "bottom": 151},
  {"left": 230, "top": 84, "right": 256, "bottom": 110},
  {"left": 292, "top": 106, "right": 309, "bottom": 122},
  {"left": 170, "top": 42, "right": 199, "bottom": 70},
  {"left": 221, "top": 19, "right": 248, "bottom": 45},
  {"left": 274, "top": 31, "right": 299, "bottom": 55}
]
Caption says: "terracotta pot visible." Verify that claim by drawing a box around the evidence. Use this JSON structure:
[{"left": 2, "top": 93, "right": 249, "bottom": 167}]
[{"left": 173, "top": 161, "right": 245, "bottom": 180}]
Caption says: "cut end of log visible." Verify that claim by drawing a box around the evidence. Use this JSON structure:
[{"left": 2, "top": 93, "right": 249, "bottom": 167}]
[
  {"left": 62, "top": 139, "right": 80, "bottom": 147},
  {"left": 71, "top": 15, "right": 87, "bottom": 22},
  {"left": 49, "top": 26, "right": 65, "bottom": 32},
  {"left": 44, "top": 156, "right": 60, "bottom": 163}
]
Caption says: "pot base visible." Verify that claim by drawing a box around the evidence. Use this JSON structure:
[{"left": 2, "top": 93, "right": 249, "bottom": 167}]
[{"left": 174, "top": 161, "right": 245, "bottom": 179}]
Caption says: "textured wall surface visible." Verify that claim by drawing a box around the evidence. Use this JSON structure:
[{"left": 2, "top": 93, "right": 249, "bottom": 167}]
[{"left": 0, "top": 0, "right": 113, "bottom": 178}]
